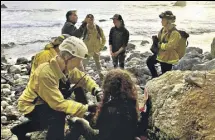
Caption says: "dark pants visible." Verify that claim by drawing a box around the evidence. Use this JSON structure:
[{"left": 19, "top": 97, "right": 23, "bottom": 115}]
[
  {"left": 112, "top": 52, "right": 126, "bottom": 69},
  {"left": 65, "top": 119, "right": 99, "bottom": 140},
  {"left": 146, "top": 54, "right": 172, "bottom": 78},
  {"left": 11, "top": 104, "right": 66, "bottom": 140}
]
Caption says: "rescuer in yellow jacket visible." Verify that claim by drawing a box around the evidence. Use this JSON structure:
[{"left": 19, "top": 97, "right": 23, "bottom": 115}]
[
  {"left": 10, "top": 36, "right": 103, "bottom": 140},
  {"left": 147, "top": 11, "right": 181, "bottom": 78},
  {"left": 30, "top": 34, "right": 88, "bottom": 104},
  {"left": 82, "top": 14, "right": 106, "bottom": 80}
]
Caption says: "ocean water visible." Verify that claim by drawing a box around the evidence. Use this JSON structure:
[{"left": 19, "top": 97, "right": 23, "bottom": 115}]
[{"left": 1, "top": 1, "right": 215, "bottom": 63}]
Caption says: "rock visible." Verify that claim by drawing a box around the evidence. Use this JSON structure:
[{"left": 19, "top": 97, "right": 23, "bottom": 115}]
[
  {"left": 1, "top": 101, "right": 9, "bottom": 109},
  {"left": 4, "top": 105, "right": 20, "bottom": 121},
  {"left": 173, "top": 1, "right": 186, "bottom": 7},
  {"left": 211, "top": 37, "right": 215, "bottom": 58},
  {"left": 186, "top": 47, "right": 203, "bottom": 54},
  {"left": 1, "top": 84, "right": 11, "bottom": 89},
  {"left": 145, "top": 70, "right": 215, "bottom": 140},
  {"left": 192, "top": 59, "right": 215, "bottom": 71},
  {"left": 185, "top": 71, "right": 206, "bottom": 88},
  {"left": 1, "top": 88, "right": 11, "bottom": 95},
  {"left": 1, "top": 106, "right": 3, "bottom": 112},
  {"left": 14, "top": 74, "right": 21, "bottom": 80},
  {"left": 140, "top": 40, "right": 150, "bottom": 46},
  {"left": 173, "top": 57, "right": 202, "bottom": 70},
  {"left": 100, "top": 54, "right": 111, "bottom": 62},
  {"left": 8, "top": 65, "right": 22, "bottom": 74},
  {"left": 1, "top": 55, "right": 7, "bottom": 63},
  {"left": 1, "top": 116, "right": 7, "bottom": 124},
  {"left": 1, "top": 78, "right": 7, "bottom": 84},
  {"left": 127, "top": 43, "right": 136, "bottom": 52},
  {"left": 19, "top": 116, "right": 29, "bottom": 123},
  {"left": 99, "top": 19, "right": 107, "bottom": 22},
  {"left": 1, "top": 4, "right": 7, "bottom": 8},
  {"left": 1, "top": 129, "right": 12, "bottom": 140},
  {"left": 16, "top": 57, "right": 29, "bottom": 65},
  {"left": 102, "top": 46, "right": 107, "bottom": 51},
  {"left": 1, "top": 42, "right": 15, "bottom": 48},
  {"left": 202, "top": 52, "right": 213, "bottom": 62}
]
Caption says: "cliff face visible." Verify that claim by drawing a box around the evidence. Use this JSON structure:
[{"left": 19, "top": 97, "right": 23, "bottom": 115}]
[{"left": 145, "top": 70, "right": 215, "bottom": 140}]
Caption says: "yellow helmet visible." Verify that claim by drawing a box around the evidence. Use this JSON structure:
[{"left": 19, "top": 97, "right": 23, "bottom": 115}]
[{"left": 59, "top": 36, "right": 88, "bottom": 59}]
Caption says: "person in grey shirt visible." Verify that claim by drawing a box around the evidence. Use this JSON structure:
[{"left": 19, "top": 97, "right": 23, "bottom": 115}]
[{"left": 62, "top": 10, "right": 87, "bottom": 38}]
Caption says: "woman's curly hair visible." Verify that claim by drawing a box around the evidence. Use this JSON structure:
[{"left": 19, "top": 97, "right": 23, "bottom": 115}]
[{"left": 94, "top": 69, "right": 139, "bottom": 120}]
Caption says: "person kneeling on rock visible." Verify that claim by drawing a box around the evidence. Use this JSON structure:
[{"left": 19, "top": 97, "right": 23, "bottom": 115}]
[
  {"left": 64, "top": 69, "right": 139, "bottom": 140},
  {"left": 147, "top": 11, "right": 181, "bottom": 78},
  {"left": 30, "top": 34, "right": 88, "bottom": 104},
  {"left": 10, "top": 36, "right": 103, "bottom": 140}
]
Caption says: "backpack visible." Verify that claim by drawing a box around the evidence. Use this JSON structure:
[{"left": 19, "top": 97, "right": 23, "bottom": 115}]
[
  {"left": 160, "top": 27, "right": 189, "bottom": 59},
  {"left": 83, "top": 24, "right": 102, "bottom": 40}
]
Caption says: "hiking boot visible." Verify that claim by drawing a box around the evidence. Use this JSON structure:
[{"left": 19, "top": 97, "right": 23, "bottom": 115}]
[{"left": 10, "top": 127, "right": 31, "bottom": 140}]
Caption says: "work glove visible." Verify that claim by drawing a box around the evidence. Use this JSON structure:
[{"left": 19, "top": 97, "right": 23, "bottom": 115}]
[{"left": 92, "top": 87, "right": 103, "bottom": 102}]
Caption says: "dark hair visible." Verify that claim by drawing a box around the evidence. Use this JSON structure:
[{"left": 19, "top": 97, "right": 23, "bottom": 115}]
[
  {"left": 66, "top": 10, "right": 76, "bottom": 21},
  {"left": 94, "top": 69, "right": 138, "bottom": 120}
]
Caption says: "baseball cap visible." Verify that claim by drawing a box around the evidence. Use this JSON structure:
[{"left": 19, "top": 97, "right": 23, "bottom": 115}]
[
  {"left": 110, "top": 14, "right": 123, "bottom": 20},
  {"left": 86, "top": 14, "right": 94, "bottom": 19}
]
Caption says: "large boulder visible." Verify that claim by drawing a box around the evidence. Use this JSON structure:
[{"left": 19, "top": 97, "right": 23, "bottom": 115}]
[
  {"left": 192, "top": 59, "right": 215, "bottom": 71},
  {"left": 173, "top": 57, "right": 202, "bottom": 70},
  {"left": 211, "top": 38, "right": 215, "bottom": 58},
  {"left": 145, "top": 70, "right": 215, "bottom": 139},
  {"left": 1, "top": 4, "right": 7, "bottom": 8}
]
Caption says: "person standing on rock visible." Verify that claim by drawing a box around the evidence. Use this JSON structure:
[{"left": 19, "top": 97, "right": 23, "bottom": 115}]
[
  {"left": 62, "top": 10, "right": 87, "bottom": 38},
  {"left": 109, "top": 14, "right": 129, "bottom": 69},
  {"left": 30, "top": 34, "right": 88, "bottom": 104},
  {"left": 82, "top": 14, "right": 106, "bottom": 81},
  {"left": 10, "top": 36, "right": 103, "bottom": 140},
  {"left": 64, "top": 69, "right": 139, "bottom": 140},
  {"left": 146, "top": 11, "right": 181, "bottom": 78}
]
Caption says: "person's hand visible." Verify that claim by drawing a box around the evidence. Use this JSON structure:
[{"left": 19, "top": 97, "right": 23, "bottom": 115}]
[
  {"left": 88, "top": 103, "right": 98, "bottom": 113},
  {"left": 110, "top": 51, "right": 114, "bottom": 56}
]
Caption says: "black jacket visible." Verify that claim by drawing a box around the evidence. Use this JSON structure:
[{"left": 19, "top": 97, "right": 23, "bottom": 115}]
[
  {"left": 96, "top": 98, "right": 138, "bottom": 140},
  {"left": 61, "top": 22, "right": 86, "bottom": 38},
  {"left": 109, "top": 26, "right": 129, "bottom": 53}
]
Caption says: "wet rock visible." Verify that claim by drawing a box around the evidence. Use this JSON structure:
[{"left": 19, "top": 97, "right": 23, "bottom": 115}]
[
  {"left": 8, "top": 65, "right": 22, "bottom": 74},
  {"left": 186, "top": 47, "right": 203, "bottom": 54},
  {"left": 16, "top": 57, "right": 29, "bottom": 65},
  {"left": 211, "top": 37, "right": 215, "bottom": 58},
  {"left": 127, "top": 43, "right": 136, "bottom": 52},
  {"left": 145, "top": 70, "right": 215, "bottom": 140},
  {"left": 140, "top": 40, "right": 150, "bottom": 46},
  {"left": 192, "top": 59, "right": 215, "bottom": 71},
  {"left": 1, "top": 4, "right": 7, "bottom": 8},
  {"left": 1, "top": 101, "right": 9, "bottom": 109}
]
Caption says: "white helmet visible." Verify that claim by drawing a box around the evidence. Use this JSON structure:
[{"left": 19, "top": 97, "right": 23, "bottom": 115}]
[{"left": 59, "top": 36, "right": 88, "bottom": 59}]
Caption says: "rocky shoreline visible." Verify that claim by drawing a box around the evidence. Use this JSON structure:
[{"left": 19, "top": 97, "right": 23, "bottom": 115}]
[{"left": 1, "top": 38, "right": 215, "bottom": 140}]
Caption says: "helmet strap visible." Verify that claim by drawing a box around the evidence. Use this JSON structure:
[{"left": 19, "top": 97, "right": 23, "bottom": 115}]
[{"left": 63, "top": 56, "right": 76, "bottom": 74}]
